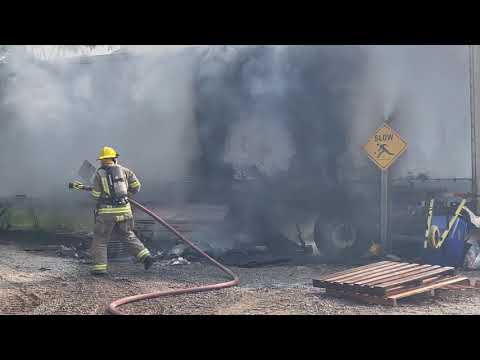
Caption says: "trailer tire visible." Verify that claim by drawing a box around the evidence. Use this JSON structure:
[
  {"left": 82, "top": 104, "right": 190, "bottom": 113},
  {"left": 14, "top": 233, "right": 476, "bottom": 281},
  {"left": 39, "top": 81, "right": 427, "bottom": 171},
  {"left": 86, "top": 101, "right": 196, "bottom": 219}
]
[{"left": 314, "top": 219, "right": 358, "bottom": 260}]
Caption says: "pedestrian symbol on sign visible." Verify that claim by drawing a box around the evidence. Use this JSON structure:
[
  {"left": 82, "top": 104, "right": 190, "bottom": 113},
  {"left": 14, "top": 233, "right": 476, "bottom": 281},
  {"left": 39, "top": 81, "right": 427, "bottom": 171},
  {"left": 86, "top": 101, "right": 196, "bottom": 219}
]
[{"left": 376, "top": 143, "right": 395, "bottom": 159}]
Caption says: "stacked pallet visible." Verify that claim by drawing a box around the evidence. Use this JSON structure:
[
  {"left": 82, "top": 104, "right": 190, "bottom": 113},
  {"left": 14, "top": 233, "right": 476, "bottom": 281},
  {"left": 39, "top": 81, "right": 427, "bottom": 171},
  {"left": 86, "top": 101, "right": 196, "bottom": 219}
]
[{"left": 313, "top": 261, "right": 471, "bottom": 306}]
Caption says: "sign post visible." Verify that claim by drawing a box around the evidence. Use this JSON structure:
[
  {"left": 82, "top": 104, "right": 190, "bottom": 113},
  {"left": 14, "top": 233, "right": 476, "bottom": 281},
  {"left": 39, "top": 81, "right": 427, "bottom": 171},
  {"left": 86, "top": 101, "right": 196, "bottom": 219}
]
[
  {"left": 363, "top": 123, "right": 407, "bottom": 255},
  {"left": 380, "top": 169, "right": 391, "bottom": 253}
]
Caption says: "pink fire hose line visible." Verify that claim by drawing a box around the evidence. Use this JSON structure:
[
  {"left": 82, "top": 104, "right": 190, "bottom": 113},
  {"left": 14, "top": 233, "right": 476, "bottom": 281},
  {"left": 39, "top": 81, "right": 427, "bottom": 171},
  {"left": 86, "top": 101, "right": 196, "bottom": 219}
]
[{"left": 107, "top": 198, "right": 240, "bottom": 315}]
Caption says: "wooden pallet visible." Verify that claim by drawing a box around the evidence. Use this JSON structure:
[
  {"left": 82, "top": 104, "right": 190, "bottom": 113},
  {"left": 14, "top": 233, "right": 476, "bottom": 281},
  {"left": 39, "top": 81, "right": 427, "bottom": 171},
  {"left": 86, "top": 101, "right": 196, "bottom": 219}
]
[{"left": 312, "top": 261, "right": 470, "bottom": 306}]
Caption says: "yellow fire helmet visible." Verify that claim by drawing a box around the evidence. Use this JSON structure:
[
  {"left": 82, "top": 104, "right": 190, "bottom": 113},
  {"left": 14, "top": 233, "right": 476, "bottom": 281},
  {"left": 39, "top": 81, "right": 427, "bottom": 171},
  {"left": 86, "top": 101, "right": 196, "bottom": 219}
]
[{"left": 98, "top": 146, "right": 119, "bottom": 160}]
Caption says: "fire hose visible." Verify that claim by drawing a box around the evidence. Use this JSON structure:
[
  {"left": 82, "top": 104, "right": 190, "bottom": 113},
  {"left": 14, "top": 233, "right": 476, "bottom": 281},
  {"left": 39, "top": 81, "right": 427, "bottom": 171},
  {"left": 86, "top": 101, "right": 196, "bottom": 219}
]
[{"left": 69, "top": 181, "right": 240, "bottom": 315}]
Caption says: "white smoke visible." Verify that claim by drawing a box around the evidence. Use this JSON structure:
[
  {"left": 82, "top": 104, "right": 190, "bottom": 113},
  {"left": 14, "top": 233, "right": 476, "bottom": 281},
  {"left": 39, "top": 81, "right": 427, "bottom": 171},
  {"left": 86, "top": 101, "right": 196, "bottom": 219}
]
[
  {"left": 0, "top": 46, "right": 199, "bottom": 200},
  {"left": 349, "top": 45, "right": 471, "bottom": 179},
  {"left": 24, "top": 45, "right": 121, "bottom": 61}
]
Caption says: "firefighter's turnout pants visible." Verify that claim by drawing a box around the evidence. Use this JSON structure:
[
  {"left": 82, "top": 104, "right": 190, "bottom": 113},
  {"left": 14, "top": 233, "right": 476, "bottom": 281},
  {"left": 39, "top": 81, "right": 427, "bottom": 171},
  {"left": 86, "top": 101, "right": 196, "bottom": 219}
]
[
  {"left": 89, "top": 164, "right": 150, "bottom": 274},
  {"left": 90, "top": 213, "right": 151, "bottom": 274}
]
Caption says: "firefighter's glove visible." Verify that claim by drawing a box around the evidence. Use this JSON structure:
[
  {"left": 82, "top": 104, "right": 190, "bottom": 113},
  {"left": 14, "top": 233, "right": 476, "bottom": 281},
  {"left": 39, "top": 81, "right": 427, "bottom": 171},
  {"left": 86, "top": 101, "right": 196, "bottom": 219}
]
[{"left": 70, "top": 181, "right": 85, "bottom": 191}]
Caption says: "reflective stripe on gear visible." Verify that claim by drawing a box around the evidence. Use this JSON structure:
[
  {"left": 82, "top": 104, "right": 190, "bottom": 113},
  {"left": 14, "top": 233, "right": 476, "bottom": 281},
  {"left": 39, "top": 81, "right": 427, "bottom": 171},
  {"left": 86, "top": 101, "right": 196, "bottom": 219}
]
[
  {"left": 92, "top": 190, "right": 101, "bottom": 198},
  {"left": 97, "top": 204, "right": 132, "bottom": 215},
  {"left": 100, "top": 176, "right": 111, "bottom": 196},
  {"left": 130, "top": 180, "right": 140, "bottom": 189},
  {"left": 92, "top": 264, "right": 107, "bottom": 272},
  {"left": 136, "top": 248, "right": 150, "bottom": 261}
]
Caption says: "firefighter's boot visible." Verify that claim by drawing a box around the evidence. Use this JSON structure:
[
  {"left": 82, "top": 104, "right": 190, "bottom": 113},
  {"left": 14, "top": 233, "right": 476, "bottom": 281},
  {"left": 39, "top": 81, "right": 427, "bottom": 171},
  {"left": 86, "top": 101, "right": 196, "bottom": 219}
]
[{"left": 144, "top": 255, "right": 155, "bottom": 271}]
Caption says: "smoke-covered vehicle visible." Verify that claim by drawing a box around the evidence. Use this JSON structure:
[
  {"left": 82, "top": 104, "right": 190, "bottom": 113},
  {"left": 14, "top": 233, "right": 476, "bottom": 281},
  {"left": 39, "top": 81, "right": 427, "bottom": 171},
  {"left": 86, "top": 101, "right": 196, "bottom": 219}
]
[
  {"left": 191, "top": 46, "right": 474, "bottom": 261},
  {"left": 191, "top": 45, "right": 381, "bottom": 259}
]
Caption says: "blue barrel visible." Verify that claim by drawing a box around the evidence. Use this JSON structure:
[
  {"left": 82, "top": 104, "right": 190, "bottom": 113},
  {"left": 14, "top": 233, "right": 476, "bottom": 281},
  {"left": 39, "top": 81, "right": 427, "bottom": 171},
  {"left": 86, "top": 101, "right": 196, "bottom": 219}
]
[{"left": 422, "top": 215, "right": 471, "bottom": 267}]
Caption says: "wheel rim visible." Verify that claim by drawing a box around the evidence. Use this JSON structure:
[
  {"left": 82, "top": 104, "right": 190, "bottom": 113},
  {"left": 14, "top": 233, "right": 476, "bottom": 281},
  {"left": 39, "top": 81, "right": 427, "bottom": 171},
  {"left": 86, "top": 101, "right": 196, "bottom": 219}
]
[{"left": 331, "top": 223, "right": 357, "bottom": 249}]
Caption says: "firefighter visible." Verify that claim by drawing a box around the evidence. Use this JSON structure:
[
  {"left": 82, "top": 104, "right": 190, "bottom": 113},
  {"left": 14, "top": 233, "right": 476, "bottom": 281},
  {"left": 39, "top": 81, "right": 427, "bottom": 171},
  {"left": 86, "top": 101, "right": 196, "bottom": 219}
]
[{"left": 89, "top": 146, "right": 154, "bottom": 275}]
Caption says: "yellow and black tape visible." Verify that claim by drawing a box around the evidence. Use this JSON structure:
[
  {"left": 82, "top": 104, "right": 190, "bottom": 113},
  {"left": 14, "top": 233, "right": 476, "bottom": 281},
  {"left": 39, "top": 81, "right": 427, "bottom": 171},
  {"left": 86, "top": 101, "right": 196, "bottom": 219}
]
[{"left": 425, "top": 198, "right": 466, "bottom": 249}]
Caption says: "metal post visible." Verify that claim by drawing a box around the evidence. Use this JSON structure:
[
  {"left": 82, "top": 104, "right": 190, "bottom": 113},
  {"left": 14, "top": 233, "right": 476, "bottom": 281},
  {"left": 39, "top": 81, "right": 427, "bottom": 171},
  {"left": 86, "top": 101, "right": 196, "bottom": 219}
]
[
  {"left": 380, "top": 169, "right": 391, "bottom": 254},
  {"left": 470, "top": 45, "right": 480, "bottom": 212}
]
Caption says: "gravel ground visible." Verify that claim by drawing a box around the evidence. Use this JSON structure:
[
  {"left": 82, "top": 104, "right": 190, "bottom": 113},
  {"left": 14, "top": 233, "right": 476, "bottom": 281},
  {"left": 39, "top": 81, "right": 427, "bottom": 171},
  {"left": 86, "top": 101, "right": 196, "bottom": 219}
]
[{"left": 1, "top": 242, "right": 480, "bottom": 315}]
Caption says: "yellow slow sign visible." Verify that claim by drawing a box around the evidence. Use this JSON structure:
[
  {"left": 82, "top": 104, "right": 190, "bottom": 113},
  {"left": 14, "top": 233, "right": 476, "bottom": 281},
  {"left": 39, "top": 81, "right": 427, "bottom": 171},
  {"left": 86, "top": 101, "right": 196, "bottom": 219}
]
[{"left": 363, "top": 123, "right": 407, "bottom": 170}]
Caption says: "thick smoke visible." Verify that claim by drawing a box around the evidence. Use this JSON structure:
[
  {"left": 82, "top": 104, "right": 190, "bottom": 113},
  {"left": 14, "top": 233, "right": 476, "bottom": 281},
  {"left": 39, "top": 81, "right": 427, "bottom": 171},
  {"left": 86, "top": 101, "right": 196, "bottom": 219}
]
[
  {"left": 193, "top": 45, "right": 375, "bottom": 251},
  {"left": 0, "top": 45, "right": 472, "bottom": 250},
  {"left": 195, "top": 45, "right": 369, "bottom": 183}
]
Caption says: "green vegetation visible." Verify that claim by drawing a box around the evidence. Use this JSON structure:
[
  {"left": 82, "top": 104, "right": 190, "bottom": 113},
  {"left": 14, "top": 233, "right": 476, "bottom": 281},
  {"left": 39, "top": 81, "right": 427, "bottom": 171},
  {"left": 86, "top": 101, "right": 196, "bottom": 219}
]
[{"left": 1, "top": 208, "right": 93, "bottom": 232}]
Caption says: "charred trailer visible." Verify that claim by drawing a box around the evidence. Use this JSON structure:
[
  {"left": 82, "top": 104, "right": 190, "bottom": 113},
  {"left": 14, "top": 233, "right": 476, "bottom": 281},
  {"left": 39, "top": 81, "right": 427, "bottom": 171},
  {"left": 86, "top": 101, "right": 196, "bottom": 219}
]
[{"left": 191, "top": 45, "right": 474, "bottom": 262}]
